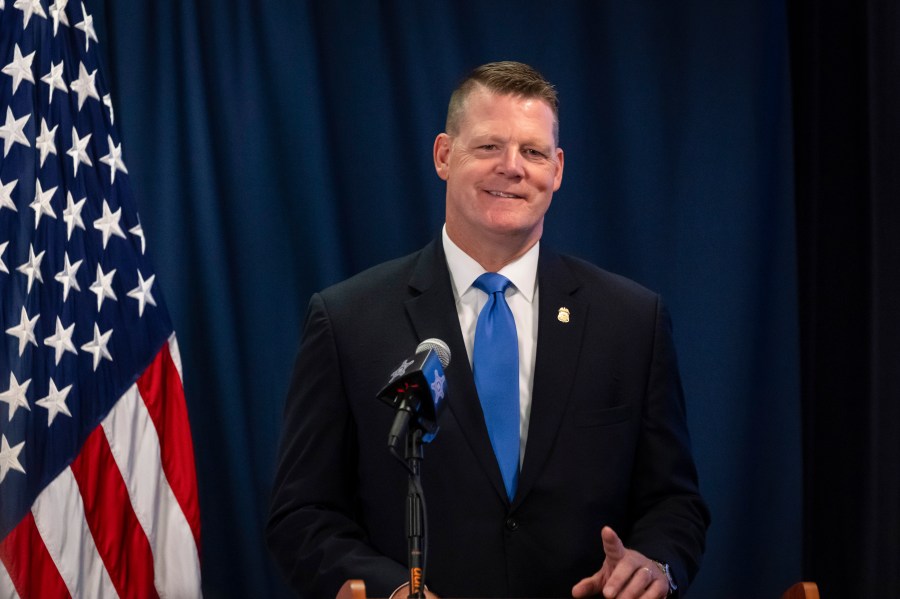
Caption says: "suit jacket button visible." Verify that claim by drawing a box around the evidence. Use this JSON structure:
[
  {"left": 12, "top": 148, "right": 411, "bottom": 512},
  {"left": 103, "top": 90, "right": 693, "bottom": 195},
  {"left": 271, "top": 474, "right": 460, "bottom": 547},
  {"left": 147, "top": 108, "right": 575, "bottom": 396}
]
[{"left": 505, "top": 517, "right": 519, "bottom": 531}]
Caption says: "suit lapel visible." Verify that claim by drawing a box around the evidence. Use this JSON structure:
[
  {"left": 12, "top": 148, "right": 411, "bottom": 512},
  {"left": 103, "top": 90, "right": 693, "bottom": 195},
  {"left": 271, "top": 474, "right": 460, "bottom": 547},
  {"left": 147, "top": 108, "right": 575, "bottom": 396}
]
[
  {"left": 515, "top": 248, "right": 587, "bottom": 506},
  {"left": 404, "top": 240, "right": 509, "bottom": 502}
]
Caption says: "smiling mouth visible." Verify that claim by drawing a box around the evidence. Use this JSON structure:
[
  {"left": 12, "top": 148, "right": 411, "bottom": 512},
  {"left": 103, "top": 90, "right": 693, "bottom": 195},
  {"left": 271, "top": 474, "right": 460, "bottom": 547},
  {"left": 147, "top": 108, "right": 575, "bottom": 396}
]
[{"left": 487, "top": 190, "right": 524, "bottom": 199}]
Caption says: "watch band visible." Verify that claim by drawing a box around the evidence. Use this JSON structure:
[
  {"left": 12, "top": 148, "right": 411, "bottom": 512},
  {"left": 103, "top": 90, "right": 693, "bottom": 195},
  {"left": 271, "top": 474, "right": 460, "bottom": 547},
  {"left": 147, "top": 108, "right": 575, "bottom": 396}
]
[{"left": 653, "top": 560, "right": 677, "bottom": 596}]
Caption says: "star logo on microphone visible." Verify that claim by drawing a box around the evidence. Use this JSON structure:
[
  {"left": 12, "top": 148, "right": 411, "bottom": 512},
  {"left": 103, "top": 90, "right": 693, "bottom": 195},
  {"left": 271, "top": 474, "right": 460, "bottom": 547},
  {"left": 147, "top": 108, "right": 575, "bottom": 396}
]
[
  {"left": 431, "top": 370, "right": 445, "bottom": 401},
  {"left": 391, "top": 359, "right": 414, "bottom": 379}
]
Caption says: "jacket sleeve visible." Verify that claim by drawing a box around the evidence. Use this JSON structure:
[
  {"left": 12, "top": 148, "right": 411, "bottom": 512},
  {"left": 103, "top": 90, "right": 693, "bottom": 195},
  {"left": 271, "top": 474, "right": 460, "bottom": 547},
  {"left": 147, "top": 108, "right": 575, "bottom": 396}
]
[
  {"left": 626, "top": 298, "right": 711, "bottom": 596},
  {"left": 266, "top": 293, "right": 407, "bottom": 598}
]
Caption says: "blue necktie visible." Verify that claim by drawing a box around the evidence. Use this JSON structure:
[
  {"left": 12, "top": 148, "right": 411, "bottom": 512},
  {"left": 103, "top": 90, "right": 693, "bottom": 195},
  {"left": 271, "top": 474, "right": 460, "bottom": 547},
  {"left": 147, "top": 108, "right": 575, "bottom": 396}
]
[{"left": 472, "top": 273, "right": 519, "bottom": 500}]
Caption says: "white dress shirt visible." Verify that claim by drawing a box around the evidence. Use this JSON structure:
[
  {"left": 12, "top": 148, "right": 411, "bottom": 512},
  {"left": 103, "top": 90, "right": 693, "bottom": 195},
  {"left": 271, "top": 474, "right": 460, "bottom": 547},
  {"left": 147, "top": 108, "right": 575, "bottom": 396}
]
[{"left": 441, "top": 225, "right": 539, "bottom": 465}]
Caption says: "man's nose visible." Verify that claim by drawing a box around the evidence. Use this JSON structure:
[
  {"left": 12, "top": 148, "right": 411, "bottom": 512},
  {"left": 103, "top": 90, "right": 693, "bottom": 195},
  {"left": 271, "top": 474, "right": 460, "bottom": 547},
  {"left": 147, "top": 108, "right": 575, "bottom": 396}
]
[{"left": 496, "top": 147, "right": 525, "bottom": 178}]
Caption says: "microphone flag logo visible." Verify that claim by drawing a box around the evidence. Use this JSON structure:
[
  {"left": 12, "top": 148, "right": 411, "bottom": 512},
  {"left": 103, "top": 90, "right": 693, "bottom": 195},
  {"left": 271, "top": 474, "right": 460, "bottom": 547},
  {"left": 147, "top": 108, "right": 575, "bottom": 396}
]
[
  {"left": 390, "top": 358, "right": 415, "bottom": 380},
  {"left": 430, "top": 370, "right": 445, "bottom": 402}
]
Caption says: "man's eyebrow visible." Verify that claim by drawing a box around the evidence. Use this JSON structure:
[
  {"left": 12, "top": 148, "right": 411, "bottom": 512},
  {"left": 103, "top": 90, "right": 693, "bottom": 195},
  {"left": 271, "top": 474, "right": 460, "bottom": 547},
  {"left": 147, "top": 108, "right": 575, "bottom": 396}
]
[
  {"left": 469, "top": 133, "right": 551, "bottom": 149},
  {"left": 469, "top": 133, "right": 507, "bottom": 142}
]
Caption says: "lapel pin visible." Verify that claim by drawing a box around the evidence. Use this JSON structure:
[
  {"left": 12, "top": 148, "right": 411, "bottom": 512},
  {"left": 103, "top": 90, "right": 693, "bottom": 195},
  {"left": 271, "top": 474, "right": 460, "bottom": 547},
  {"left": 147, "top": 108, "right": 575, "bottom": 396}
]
[{"left": 557, "top": 307, "right": 570, "bottom": 323}]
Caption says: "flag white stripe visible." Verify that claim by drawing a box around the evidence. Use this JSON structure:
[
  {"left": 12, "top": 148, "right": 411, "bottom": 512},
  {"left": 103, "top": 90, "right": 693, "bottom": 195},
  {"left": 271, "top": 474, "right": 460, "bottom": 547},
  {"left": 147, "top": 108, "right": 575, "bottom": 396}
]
[
  {"left": 0, "top": 561, "right": 19, "bottom": 599},
  {"left": 31, "top": 467, "right": 118, "bottom": 599},
  {"left": 168, "top": 334, "right": 184, "bottom": 382},
  {"left": 102, "top": 385, "right": 201, "bottom": 598}
]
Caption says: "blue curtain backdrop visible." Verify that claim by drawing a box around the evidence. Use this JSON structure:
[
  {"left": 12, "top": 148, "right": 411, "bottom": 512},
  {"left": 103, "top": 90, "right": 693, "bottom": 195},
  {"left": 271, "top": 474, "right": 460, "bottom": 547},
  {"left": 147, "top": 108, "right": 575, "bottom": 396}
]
[{"left": 89, "top": 1, "right": 799, "bottom": 597}]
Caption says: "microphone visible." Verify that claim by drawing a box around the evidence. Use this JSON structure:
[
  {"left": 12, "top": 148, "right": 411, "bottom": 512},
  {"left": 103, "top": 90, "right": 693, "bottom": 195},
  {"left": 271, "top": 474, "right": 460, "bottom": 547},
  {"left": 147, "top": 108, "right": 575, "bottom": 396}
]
[{"left": 378, "top": 338, "right": 451, "bottom": 449}]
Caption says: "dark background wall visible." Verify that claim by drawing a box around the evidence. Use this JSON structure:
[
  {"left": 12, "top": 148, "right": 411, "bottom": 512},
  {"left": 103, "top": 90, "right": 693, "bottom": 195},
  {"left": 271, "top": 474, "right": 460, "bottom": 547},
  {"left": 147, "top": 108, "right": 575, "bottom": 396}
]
[
  {"left": 90, "top": 1, "right": 809, "bottom": 597},
  {"left": 788, "top": 1, "right": 900, "bottom": 597}
]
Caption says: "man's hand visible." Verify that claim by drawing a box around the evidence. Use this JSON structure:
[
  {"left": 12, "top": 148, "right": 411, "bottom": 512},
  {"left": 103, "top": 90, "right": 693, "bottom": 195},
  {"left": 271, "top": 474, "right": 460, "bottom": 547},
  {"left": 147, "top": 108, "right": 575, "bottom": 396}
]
[{"left": 571, "top": 526, "right": 670, "bottom": 599}]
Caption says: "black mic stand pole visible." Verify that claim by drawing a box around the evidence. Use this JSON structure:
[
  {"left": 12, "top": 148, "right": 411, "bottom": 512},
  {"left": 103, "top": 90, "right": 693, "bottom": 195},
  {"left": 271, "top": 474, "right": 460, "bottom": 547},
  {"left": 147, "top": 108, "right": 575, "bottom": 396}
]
[{"left": 405, "top": 427, "right": 426, "bottom": 599}]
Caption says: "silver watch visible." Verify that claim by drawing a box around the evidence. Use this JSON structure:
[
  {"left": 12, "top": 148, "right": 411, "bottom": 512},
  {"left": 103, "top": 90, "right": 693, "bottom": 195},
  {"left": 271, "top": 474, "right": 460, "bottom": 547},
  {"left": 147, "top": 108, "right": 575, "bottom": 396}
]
[{"left": 653, "top": 561, "right": 677, "bottom": 596}]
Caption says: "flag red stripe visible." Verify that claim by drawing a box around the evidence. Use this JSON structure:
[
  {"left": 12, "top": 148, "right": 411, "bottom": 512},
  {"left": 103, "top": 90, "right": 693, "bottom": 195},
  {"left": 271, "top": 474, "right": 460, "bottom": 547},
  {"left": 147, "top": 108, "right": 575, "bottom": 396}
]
[
  {"left": 137, "top": 341, "right": 202, "bottom": 550},
  {"left": 0, "top": 512, "right": 71, "bottom": 599},
  {"left": 69, "top": 427, "right": 159, "bottom": 599}
]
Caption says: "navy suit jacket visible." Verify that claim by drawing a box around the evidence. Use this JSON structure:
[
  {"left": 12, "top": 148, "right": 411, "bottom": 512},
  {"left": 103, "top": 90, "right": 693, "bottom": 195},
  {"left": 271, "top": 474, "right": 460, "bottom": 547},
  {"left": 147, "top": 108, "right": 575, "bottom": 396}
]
[{"left": 267, "top": 239, "right": 709, "bottom": 598}]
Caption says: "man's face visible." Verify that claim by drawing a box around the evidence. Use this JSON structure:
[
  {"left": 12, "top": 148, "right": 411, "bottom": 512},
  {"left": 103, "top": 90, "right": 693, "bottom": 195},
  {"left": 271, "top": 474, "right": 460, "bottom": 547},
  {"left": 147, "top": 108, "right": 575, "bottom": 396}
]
[{"left": 434, "top": 88, "right": 564, "bottom": 258}]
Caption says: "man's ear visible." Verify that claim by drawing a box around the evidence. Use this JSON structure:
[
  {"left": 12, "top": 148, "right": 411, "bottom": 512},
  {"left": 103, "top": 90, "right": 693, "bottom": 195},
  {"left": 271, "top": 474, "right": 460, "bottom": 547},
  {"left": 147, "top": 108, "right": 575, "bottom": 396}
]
[
  {"left": 552, "top": 146, "right": 565, "bottom": 191},
  {"left": 433, "top": 133, "right": 451, "bottom": 181}
]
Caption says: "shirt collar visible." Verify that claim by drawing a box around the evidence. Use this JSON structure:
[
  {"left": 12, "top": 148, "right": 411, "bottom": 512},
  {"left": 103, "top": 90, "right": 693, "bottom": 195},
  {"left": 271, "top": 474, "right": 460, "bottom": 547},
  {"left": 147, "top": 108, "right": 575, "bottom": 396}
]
[{"left": 442, "top": 224, "right": 539, "bottom": 303}]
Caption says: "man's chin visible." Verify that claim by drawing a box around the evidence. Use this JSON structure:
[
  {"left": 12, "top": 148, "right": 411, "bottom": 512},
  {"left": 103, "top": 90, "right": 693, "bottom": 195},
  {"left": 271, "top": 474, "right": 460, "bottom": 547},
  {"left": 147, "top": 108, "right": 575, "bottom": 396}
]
[
  {"left": 479, "top": 221, "right": 544, "bottom": 248},
  {"left": 483, "top": 212, "right": 544, "bottom": 236}
]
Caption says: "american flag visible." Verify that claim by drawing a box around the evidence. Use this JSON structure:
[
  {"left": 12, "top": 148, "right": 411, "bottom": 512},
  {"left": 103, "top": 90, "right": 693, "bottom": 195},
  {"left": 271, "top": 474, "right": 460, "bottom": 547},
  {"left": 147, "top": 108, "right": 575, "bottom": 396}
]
[{"left": 0, "top": 2, "right": 201, "bottom": 597}]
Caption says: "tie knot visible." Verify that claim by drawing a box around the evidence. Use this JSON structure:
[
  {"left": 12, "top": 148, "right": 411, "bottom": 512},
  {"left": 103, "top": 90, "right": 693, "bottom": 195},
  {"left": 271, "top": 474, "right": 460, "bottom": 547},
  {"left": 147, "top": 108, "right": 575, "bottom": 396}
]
[{"left": 473, "top": 272, "right": 512, "bottom": 296}]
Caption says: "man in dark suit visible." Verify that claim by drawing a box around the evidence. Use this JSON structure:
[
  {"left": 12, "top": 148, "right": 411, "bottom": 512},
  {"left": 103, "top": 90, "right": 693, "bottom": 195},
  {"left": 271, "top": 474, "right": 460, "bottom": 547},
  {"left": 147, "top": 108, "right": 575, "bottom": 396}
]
[{"left": 267, "top": 62, "right": 709, "bottom": 599}]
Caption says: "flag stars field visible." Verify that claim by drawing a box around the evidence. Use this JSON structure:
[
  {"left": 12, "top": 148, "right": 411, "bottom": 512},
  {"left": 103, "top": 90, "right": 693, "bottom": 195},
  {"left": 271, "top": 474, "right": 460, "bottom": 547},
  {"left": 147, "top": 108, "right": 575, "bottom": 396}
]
[
  {"left": 44, "top": 317, "right": 78, "bottom": 365},
  {"left": 5, "top": 307, "right": 39, "bottom": 357},
  {"left": 1, "top": 44, "right": 35, "bottom": 94},
  {"left": 94, "top": 199, "right": 127, "bottom": 248},
  {"left": 74, "top": 2, "right": 98, "bottom": 52},
  {"left": 0, "top": 178, "right": 17, "bottom": 212},
  {"left": 130, "top": 221, "right": 146, "bottom": 254},
  {"left": 66, "top": 126, "right": 92, "bottom": 175},
  {"left": 89, "top": 264, "right": 117, "bottom": 310},
  {"left": 49, "top": 0, "right": 70, "bottom": 35},
  {"left": 70, "top": 61, "right": 99, "bottom": 110},
  {"left": 13, "top": 0, "right": 46, "bottom": 29},
  {"left": 81, "top": 323, "right": 113, "bottom": 371},
  {"left": 127, "top": 271, "right": 156, "bottom": 317},
  {"left": 63, "top": 191, "right": 87, "bottom": 239},
  {"left": 103, "top": 93, "right": 114, "bottom": 124},
  {"left": 35, "top": 379, "right": 73, "bottom": 426},
  {"left": 0, "top": 107, "right": 30, "bottom": 156},
  {"left": 30, "top": 180, "right": 58, "bottom": 228},
  {"left": 15, "top": 244, "right": 46, "bottom": 293},
  {"left": 0, "top": 435, "right": 26, "bottom": 484},
  {"left": 99, "top": 135, "right": 128, "bottom": 184},
  {"left": 40, "top": 60, "right": 69, "bottom": 102},
  {"left": 54, "top": 252, "right": 83, "bottom": 300},
  {"left": 0, "top": 373, "right": 31, "bottom": 421},
  {"left": 35, "top": 118, "right": 59, "bottom": 166}
]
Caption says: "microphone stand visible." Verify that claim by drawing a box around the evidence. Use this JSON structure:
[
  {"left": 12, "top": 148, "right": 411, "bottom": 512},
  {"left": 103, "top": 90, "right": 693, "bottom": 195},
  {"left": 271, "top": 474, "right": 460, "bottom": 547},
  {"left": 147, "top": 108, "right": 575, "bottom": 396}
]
[{"left": 404, "top": 427, "right": 426, "bottom": 599}]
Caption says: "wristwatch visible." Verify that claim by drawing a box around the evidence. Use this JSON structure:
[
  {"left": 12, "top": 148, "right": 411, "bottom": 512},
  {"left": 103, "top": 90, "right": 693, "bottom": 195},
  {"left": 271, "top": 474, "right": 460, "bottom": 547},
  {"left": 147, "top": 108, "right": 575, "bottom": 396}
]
[{"left": 653, "top": 561, "right": 677, "bottom": 596}]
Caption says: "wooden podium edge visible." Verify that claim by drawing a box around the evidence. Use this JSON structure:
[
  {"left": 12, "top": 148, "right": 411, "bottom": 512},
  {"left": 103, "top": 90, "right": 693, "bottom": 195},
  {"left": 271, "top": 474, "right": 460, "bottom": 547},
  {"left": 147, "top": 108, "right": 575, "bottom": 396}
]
[
  {"left": 336, "top": 579, "right": 368, "bottom": 599},
  {"left": 781, "top": 581, "right": 820, "bottom": 599}
]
